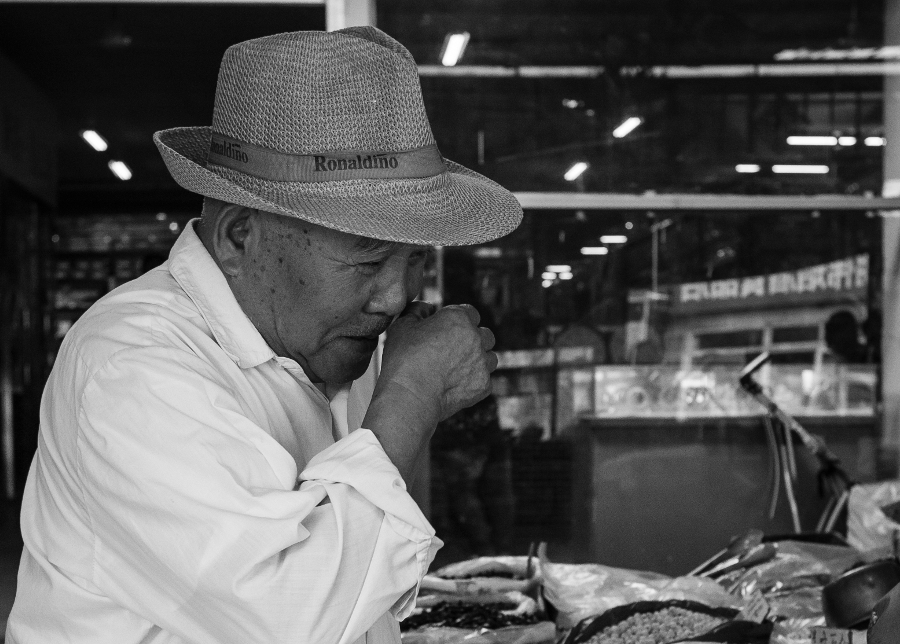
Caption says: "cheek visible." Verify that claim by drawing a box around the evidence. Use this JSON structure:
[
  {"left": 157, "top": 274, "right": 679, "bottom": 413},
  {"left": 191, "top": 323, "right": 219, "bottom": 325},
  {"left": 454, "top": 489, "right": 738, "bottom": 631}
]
[{"left": 285, "top": 270, "right": 374, "bottom": 332}]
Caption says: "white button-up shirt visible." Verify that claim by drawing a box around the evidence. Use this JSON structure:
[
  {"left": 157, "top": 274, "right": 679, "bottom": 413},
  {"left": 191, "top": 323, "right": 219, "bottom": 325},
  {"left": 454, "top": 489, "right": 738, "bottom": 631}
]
[{"left": 7, "top": 220, "right": 441, "bottom": 644}]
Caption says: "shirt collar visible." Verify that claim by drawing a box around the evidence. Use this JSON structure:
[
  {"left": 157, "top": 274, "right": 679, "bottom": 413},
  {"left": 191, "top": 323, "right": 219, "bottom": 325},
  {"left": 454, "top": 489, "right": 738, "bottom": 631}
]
[{"left": 168, "top": 219, "right": 276, "bottom": 369}]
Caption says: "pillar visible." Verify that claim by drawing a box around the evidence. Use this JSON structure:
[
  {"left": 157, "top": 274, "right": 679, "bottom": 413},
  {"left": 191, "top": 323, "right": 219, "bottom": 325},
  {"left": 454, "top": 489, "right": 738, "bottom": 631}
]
[
  {"left": 325, "top": 0, "right": 376, "bottom": 31},
  {"left": 881, "top": 0, "right": 900, "bottom": 475}
]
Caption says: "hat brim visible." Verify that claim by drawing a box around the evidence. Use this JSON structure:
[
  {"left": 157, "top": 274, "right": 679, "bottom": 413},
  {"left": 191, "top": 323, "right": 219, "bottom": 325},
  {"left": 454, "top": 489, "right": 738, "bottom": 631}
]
[{"left": 154, "top": 127, "right": 523, "bottom": 246}]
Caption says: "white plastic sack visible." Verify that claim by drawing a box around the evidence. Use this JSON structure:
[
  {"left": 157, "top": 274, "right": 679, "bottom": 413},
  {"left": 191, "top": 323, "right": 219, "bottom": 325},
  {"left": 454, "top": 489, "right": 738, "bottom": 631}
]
[
  {"left": 539, "top": 561, "right": 743, "bottom": 629},
  {"left": 847, "top": 480, "right": 900, "bottom": 551}
]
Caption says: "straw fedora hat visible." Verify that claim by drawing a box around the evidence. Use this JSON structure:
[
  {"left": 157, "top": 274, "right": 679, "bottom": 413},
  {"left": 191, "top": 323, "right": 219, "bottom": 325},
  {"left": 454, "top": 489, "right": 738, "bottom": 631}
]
[{"left": 153, "top": 26, "right": 523, "bottom": 246}]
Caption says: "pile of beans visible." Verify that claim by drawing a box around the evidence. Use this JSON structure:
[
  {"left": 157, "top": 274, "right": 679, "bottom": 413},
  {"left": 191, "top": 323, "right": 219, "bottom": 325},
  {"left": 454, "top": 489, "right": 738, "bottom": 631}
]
[
  {"left": 585, "top": 606, "right": 727, "bottom": 644},
  {"left": 400, "top": 601, "right": 540, "bottom": 631}
]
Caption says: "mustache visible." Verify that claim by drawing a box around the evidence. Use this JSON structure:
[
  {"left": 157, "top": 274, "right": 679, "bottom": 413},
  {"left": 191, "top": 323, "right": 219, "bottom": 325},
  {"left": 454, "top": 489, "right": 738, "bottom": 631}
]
[{"left": 345, "top": 316, "right": 392, "bottom": 339}]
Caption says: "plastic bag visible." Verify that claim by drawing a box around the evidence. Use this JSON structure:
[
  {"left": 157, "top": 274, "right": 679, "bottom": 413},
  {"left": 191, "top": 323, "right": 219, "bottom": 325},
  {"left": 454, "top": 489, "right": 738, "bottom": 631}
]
[
  {"left": 435, "top": 556, "right": 534, "bottom": 580},
  {"left": 422, "top": 575, "right": 534, "bottom": 598},
  {"left": 417, "top": 589, "right": 538, "bottom": 609},
  {"left": 721, "top": 541, "right": 859, "bottom": 621},
  {"left": 559, "top": 600, "right": 770, "bottom": 644},
  {"left": 540, "top": 561, "right": 742, "bottom": 629},
  {"left": 769, "top": 619, "right": 822, "bottom": 644},
  {"left": 848, "top": 480, "right": 900, "bottom": 551},
  {"left": 400, "top": 622, "right": 556, "bottom": 644}
]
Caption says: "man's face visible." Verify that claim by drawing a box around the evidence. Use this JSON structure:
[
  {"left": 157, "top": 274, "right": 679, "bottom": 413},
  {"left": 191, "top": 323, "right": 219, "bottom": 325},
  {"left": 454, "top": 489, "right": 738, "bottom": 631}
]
[{"left": 236, "top": 211, "right": 428, "bottom": 385}]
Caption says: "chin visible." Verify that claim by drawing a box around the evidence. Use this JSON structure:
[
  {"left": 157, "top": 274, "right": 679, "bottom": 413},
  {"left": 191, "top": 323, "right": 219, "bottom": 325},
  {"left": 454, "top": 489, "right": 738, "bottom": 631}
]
[{"left": 317, "top": 354, "right": 373, "bottom": 386}]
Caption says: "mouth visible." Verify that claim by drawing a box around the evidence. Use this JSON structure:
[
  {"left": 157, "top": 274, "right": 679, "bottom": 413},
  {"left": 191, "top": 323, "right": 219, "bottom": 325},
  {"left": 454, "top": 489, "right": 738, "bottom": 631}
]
[
  {"left": 339, "top": 319, "right": 391, "bottom": 350},
  {"left": 350, "top": 321, "right": 391, "bottom": 340},
  {"left": 342, "top": 335, "right": 380, "bottom": 352}
]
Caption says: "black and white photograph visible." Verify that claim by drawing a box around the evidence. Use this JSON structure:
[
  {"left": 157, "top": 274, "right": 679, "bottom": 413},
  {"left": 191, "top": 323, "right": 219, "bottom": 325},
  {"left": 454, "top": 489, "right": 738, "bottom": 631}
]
[{"left": 0, "top": 1, "right": 898, "bottom": 642}]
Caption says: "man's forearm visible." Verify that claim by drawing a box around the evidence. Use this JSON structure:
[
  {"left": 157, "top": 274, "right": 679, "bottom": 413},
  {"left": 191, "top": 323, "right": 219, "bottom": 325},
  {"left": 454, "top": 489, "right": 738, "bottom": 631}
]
[{"left": 361, "top": 383, "right": 439, "bottom": 484}]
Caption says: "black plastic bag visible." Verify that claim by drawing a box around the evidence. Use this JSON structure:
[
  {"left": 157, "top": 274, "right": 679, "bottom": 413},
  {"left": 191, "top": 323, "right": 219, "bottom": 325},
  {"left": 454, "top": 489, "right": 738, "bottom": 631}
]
[{"left": 561, "top": 599, "right": 772, "bottom": 644}]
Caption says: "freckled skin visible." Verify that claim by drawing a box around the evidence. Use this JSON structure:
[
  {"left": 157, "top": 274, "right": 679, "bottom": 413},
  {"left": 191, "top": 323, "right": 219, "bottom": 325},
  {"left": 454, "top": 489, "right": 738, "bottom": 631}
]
[{"left": 202, "top": 208, "right": 428, "bottom": 385}]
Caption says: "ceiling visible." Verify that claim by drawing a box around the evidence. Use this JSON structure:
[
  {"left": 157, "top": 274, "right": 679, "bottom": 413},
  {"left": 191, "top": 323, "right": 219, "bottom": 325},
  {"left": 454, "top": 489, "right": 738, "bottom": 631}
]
[{"left": 0, "top": 0, "right": 886, "bottom": 212}]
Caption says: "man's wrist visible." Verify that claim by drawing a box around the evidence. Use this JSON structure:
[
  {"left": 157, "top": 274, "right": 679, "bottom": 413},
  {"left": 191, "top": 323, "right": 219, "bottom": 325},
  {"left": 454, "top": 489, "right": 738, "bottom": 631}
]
[
  {"left": 367, "top": 380, "right": 441, "bottom": 430},
  {"left": 363, "top": 381, "right": 439, "bottom": 482}
]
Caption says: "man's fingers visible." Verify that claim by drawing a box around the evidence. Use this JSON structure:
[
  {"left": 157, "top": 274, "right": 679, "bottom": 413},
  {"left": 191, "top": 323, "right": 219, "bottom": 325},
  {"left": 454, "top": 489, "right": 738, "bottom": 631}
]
[
  {"left": 479, "top": 327, "right": 495, "bottom": 352},
  {"left": 399, "top": 300, "right": 437, "bottom": 321},
  {"left": 447, "top": 303, "right": 481, "bottom": 326}
]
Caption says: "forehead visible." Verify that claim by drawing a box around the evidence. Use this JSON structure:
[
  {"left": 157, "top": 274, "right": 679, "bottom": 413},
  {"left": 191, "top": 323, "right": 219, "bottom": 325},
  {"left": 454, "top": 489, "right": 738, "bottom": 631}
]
[{"left": 262, "top": 212, "right": 424, "bottom": 256}]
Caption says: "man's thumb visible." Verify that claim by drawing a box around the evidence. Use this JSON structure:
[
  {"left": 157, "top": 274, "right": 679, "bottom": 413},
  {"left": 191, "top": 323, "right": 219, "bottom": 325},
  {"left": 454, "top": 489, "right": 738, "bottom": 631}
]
[{"left": 399, "top": 300, "right": 437, "bottom": 321}]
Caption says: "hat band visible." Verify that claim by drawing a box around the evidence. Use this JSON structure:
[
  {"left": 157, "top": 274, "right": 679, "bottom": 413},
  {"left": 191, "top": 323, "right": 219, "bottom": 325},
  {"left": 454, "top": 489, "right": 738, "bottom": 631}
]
[{"left": 207, "top": 133, "right": 446, "bottom": 182}]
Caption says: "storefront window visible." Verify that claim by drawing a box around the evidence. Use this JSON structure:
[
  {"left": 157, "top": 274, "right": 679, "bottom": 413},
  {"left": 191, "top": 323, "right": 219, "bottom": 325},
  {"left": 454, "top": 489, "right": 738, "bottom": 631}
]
[{"left": 454, "top": 208, "right": 880, "bottom": 435}]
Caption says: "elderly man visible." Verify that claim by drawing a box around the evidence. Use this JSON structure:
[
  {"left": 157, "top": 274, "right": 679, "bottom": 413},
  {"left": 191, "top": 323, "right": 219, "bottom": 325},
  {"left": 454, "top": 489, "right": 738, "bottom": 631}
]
[{"left": 7, "top": 27, "right": 521, "bottom": 644}]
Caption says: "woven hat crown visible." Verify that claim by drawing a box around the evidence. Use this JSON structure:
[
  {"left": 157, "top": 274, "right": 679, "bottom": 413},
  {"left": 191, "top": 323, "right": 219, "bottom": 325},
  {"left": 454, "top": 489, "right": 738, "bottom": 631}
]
[
  {"left": 212, "top": 27, "right": 436, "bottom": 155},
  {"left": 153, "top": 27, "right": 523, "bottom": 246}
]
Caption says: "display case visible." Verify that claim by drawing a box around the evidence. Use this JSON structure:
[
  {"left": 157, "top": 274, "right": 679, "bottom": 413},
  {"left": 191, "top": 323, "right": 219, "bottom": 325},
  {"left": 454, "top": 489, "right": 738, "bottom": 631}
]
[
  {"left": 494, "top": 347, "right": 875, "bottom": 438},
  {"left": 46, "top": 213, "right": 193, "bottom": 365},
  {"left": 585, "top": 363, "right": 876, "bottom": 420}
]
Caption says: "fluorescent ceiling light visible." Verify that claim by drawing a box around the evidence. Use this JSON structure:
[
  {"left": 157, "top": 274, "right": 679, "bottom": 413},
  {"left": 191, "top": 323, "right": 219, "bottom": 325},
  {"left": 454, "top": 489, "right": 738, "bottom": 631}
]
[
  {"left": 558, "top": 271, "right": 573, "bottom": 280},
  {"left": 772, "top": 164, "right": 829, "bottom": 174},
  {"left": 774, "top": 46, "right": 900, "bottom": 61},
  {"left": 600, "top": 235, "right": 627, "bottom": 244},
  {"left": 564, "top": 161, "right": 588, "bottom": 181},
  {"left": 542, "top": 280, "right": 554, "bottom": 288},
  {"left": 80, "top": 129, "right": 108, "bottom": 152},
  {"left": 613, "top": 117, "right": 642, "bottom": 138},
  {"left": 108, "top": 160, "right": 132, "bottom": 181},
  {"left": 546, "top": 264, "right": 571, "bottom": 273},
  {"left": 541, "top": 271, "right": 557, "bottom": 280},
  {"left": 838, "top": 136, "right": 857, "bottom": 146},
  {"left": 735, "top": 164, "right": 761, "bottom": 173},
  {"left": 786, "top": 136, "right": 837, "bottom": 146},
  {"left": 865, "top": 136, "right": 887, "bottom": 146},
  {"left": 581, "top": 247, "right": 609, "bottom": 255},
  {"left": 441, "top": 32, "right": 470, "bottom": 67}
]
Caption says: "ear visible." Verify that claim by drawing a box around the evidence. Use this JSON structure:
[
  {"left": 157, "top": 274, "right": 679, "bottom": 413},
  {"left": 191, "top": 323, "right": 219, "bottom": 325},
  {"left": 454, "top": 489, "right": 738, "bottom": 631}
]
[{"left": 210, "top": 204, "right": 258, "bottom": 277}]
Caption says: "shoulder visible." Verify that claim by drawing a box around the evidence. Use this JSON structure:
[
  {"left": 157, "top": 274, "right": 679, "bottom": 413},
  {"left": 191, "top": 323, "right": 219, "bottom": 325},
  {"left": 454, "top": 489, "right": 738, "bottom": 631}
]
[{"left": 57, "top": 266, "right": 217, "bottom": 386}]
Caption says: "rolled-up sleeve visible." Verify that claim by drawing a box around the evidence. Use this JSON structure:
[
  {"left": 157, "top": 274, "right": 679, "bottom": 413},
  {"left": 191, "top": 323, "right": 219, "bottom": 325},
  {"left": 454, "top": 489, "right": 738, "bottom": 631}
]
[{"left": 75, "top": 346, "right": 440, "bottom": 644}]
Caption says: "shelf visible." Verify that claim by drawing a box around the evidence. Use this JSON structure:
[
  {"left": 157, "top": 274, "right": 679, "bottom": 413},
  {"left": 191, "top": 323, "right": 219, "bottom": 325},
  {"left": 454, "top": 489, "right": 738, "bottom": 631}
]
[
  {"left": 52, "top": 248, "right": 171, "bottom": 258},
  {"left": 52, "top": 278, "right": 109, "bottom": 285},
  {"left": 52, "top": 306, "right": 91, "bottom": 313}
]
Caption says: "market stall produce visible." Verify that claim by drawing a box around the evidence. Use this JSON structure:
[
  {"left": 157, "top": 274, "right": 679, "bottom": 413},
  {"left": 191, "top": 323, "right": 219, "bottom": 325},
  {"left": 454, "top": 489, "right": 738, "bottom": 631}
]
[
  {"left": 402, "top": 556, "right": 556, "bottom": 644},
  {"left": 413, "top": 530, "right": 900, "bottom": 644},
  {"left": 401, "top": 599, "right": 542, "bottom": 630},
  {"left": 560, "top": 601, "right": 772, "bottom": 644}
]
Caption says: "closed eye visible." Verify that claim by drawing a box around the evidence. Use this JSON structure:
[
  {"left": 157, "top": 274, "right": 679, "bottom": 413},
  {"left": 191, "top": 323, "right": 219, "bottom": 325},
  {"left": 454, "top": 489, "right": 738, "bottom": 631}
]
[{"left": 358, "top": 259, "right": 385, "bottom": 270}]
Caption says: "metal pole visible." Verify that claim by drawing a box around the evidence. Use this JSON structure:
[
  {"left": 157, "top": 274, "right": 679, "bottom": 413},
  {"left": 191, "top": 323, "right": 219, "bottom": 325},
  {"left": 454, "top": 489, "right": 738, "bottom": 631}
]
[
  {"left": 1, "top": 340, "right": 13, "bottom": 499},
  {"left": 325, "top": 0, "right": 375, "bottom": 31},
  {"left": 0, "top": 180, "right": 13, "bottom": 499},
  {"left": 434, "top": 246, "right": 444, "bottom": 309},
  {"left": 882, "top": 0, "right": 900, "bottom": 476}
]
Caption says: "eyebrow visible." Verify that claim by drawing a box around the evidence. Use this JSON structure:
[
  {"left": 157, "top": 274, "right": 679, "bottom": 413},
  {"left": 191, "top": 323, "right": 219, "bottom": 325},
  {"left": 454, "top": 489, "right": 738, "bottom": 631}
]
[{"left": 353, "top": 236, "right": 401, "bottom": 255}]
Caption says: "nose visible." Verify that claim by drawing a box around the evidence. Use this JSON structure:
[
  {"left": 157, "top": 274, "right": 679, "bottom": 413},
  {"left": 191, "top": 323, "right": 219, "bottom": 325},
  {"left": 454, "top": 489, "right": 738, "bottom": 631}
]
[{"left": 364, "top": 256, "right": 413, "bottom": 318}]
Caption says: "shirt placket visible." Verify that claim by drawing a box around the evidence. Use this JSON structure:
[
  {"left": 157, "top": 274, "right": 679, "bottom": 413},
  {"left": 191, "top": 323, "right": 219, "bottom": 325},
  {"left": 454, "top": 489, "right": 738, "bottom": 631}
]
[{"left": 272, "top": 356, "right": 343, "bottom": 437}]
